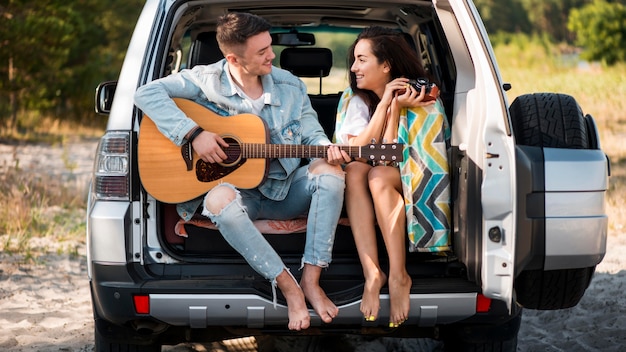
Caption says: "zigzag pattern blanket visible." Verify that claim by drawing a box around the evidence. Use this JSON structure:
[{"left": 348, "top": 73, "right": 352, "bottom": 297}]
[{"left": 335, "top": 88, "right": 451, "bottom": 252}]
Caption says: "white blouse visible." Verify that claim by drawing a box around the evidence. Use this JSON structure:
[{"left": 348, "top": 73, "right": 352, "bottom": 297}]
[{"left": 335, "top": 94, "right": 371, "bottom": 144}]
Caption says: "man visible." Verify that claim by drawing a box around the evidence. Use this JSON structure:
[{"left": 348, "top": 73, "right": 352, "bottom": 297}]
[{"left": 134, "top": 12, "right": 350, "bottom": 331}]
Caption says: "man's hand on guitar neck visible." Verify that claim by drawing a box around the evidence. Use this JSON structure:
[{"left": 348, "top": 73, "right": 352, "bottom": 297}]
[{"left": 190, "top": 129, "right": 230, "bottom": 164}]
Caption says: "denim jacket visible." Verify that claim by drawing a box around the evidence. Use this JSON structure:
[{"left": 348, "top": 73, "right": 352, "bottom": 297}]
[{"left": 134, "top": 60, "right": 331, "bottom": 220}]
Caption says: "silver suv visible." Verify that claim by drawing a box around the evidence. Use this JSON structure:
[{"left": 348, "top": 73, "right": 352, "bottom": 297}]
[{"left": 89, "top": 0, "right": 609, "bottom": 351}]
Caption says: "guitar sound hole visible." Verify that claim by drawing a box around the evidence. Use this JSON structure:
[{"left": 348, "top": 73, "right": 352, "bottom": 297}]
[{"left": 221, "top": 137, "right": 242, "bottom": 166}]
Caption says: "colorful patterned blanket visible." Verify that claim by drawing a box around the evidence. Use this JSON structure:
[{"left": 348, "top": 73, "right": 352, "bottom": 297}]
[{"left": 335, "top": 88, "right": 451, "bottom": 252}]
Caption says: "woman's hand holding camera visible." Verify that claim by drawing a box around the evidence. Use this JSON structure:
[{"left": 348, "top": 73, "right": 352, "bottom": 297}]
[{"left": 389, "top": 77, "right": 437, "bottom": 109}]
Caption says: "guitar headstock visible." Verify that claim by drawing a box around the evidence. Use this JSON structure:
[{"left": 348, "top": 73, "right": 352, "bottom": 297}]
[{"left": 360, "top": 143, "right": 404, "bottom": 162}]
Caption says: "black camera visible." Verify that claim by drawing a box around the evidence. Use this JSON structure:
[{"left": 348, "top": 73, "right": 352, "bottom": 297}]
[{"left": 408, "top": 78, "right": 439, "bottom": 101}]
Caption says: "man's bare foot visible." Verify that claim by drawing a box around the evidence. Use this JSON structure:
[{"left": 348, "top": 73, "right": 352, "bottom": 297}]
[
  {"left": 276, "top": 270, "right": 310, "bottom": 331},
  {"left": 300, "top": 264, "right": 338, "bottom": 324},
  {"left": 361, "top": 271, "right": 387, "bottom": 321},
  {"left": 388, "top": 272, "right": 412, "bottom": 326}
]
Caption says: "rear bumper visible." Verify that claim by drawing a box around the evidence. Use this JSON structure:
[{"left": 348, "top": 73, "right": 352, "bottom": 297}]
[
  {"left": 150, "top": 292, "right": 478, "bottom": 328},
  {"left": 90, "top": 262, "right": 510, "bottom": 333}
]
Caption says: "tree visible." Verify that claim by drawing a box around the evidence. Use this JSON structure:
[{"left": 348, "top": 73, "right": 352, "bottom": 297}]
[
  {"left": 568, "top": 0, "right": 626, "bottom": 65},
  {"left": 0, "top": 1, "right": 81, "bottom": 129},
  {"left": 474, "top": 0, "right": 532, "bottom": 35},
  {"left": 62, "top": 0, "right": 145, "bottom": 122},
  {"left": 0, "top": 0, "right": 143, "bottom": 130}
]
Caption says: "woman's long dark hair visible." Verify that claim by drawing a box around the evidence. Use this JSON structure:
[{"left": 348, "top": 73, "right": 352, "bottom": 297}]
[{"left": 348, "top": 26, "right": 429, "bottom": 115}]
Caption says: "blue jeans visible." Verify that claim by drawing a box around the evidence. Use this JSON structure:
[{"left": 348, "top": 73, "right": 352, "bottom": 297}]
[{"left": 201, "top": 164, "right": 345, "bottom": 282}]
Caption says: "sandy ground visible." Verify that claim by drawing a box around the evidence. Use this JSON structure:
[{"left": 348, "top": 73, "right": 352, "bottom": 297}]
[{"left": 0, "top": 140, "right": 624, "bottom": 351}]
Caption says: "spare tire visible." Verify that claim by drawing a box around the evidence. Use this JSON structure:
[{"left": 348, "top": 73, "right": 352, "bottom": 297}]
[
  {"left": 509, "top": 93, "right": 596, "bottom": 310},
  {"left": 510, "top": 92, "right": 588, "bottom": 149}
]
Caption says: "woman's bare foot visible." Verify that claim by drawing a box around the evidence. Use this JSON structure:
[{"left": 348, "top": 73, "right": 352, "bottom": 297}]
[
  {"left": 276, "top": 270, "right": 310, "bottom": 331},
  {"left": 300, "top": 264, "right": 339, "bottom": 323},
  {"left": 388, "top": 272, "right": 412, "bottom": 326},
  {"left": 361, "top": 270, "right": 387, "bottom": 321}
]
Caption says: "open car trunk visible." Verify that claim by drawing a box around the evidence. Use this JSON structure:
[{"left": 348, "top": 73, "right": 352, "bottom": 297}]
[{"left": 141, "top": 1, "right": 482, "bottom": 305}]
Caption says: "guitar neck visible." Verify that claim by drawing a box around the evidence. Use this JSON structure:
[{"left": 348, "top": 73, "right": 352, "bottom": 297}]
[{"left": 241, "top": 144, "right": 350, "bottom": 159}]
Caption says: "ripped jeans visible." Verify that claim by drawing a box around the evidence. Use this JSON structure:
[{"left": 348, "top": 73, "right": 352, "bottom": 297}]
[{"left": 201, "top": 164, "right": 345, "bottom": 282}]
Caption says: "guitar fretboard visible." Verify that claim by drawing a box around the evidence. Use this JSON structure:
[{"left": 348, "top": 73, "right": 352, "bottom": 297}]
[{"left": 239, "top": 143, "right": 401, "bottom": 161}]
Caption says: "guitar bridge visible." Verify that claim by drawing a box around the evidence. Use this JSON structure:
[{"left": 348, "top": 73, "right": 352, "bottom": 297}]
[{"left": 181, "top": 143, "right": 193, "bottom": 171}]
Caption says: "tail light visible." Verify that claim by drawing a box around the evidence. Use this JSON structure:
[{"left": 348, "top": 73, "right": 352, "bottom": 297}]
[
  {"left": 93, "top": 131, "right": 130, "bottom": 201},
  {"left": 476, "top": 294, "right": 492, "bottom": 312},
  {"left": 133, "top": 295, "right": 150, "bottom": 314}
]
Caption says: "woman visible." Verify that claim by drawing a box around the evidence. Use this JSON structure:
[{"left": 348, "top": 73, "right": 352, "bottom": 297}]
[{"left": 335, "top": 26, "right": 448, "bottom": 327}]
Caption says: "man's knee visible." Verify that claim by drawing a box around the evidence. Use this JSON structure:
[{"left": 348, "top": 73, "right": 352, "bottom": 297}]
[
  {"left": 308, "top": 159, "right": 345, "bottom": 177},
  {"left": 204, "top": 184, "right": 238, "bottom": 215}
]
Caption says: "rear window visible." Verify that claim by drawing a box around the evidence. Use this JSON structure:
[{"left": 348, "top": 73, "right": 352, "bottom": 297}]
[
  {"left": 175, "top": 25, "right": 362, "bottom": 95},
  {"left": 271, "top": 26, "right": 360, "bottom": 95}
]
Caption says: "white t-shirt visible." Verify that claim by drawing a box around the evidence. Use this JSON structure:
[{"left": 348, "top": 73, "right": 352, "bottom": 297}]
[
  {"left": 336, "top": 94, "right": 370, "bottom": 144},
  {"left": 226, "top": 64, "right": 267, "bottom": 115}
]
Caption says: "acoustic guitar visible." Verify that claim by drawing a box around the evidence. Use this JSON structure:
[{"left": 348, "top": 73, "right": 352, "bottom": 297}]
[{"left": 138, "top": 98, "right": 403, "bottom": 203}]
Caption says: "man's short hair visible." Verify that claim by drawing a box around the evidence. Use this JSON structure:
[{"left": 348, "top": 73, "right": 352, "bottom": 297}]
[{"left": 216, "top": 12, "right": 272, "bottom": 56}]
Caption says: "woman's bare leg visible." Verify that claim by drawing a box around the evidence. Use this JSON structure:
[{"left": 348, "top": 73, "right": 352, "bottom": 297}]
[
  {"left": 345, "top": 162, "right": 387, "bottom": 321},
  {"left": 369, "top": 166, "right": 412, "bottom": 326}
]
